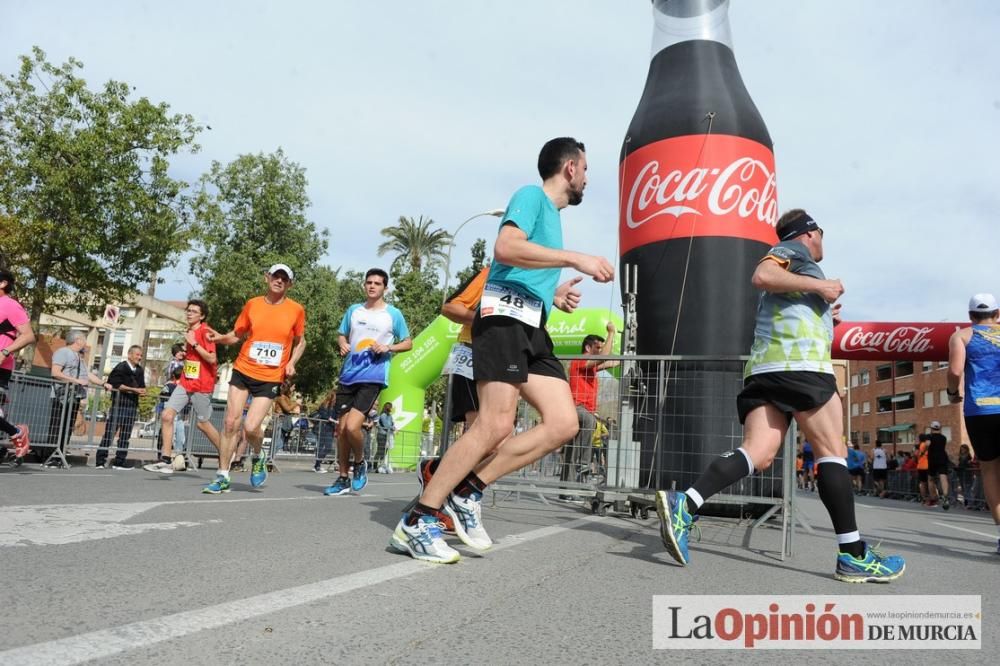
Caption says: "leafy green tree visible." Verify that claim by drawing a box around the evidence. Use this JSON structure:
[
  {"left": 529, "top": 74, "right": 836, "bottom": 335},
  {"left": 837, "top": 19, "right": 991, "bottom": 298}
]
[
  {"left": 190, "top": 150, "right": 342, "bottom": 397},
  {"left": 453, "top": 237, "right": 489, "bottom": 288},
  {"left": 377, "top": 215, "right": 451, "bottom": 274},
  {"left": 0, "top": 47, "right": 201, "bottom": 336}
]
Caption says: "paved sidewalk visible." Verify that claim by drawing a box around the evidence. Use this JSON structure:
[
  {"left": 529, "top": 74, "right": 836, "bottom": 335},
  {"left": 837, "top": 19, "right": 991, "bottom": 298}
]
[{"left": 1, "top": 462, "right": 996, "bottom": 664}]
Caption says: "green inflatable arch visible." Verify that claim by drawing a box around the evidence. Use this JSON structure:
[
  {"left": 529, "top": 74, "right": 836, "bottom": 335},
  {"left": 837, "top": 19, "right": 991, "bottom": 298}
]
[{"left": 379, "top": 307, "right": 623, "bottom": 469}]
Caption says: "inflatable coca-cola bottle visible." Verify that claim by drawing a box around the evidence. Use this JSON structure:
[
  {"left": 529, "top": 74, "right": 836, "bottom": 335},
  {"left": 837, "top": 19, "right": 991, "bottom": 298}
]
[{"left": 619, "top": 0, "right": 778, "bottom": 514}]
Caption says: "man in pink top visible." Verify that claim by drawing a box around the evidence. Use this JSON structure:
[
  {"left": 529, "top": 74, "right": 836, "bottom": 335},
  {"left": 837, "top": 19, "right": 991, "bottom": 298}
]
[{"left": 0, "top": 269, "right": 36, "bottom": 458}]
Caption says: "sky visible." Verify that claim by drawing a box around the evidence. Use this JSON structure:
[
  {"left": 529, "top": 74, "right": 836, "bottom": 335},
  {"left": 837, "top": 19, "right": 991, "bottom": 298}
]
[{"left": 3, "top": 1, "right": 999, "bottom": 325}]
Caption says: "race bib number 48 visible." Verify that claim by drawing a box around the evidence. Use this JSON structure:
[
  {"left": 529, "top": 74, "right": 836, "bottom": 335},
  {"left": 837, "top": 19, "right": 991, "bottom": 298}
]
[
  {"left": 480, "top": 283, "right": 542, "bottom": 327},
  {"left": 249, "top": 341, "right": 283, "bottom": 367}
]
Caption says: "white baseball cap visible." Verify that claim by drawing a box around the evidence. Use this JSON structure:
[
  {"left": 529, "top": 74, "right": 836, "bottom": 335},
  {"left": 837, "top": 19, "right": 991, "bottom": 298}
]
[
  {"left": 267, "top": 263, "right": 294, "bottom": 281},
  {"left": 930, "top": 420, "right": 941, "bottom": 430},
  {"left": 968, "top": 293, "right": 998, "bottom": 313}
]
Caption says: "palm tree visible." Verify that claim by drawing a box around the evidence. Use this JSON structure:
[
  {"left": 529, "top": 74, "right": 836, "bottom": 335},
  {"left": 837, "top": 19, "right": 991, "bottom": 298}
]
[{"left": 377, "top": 215, "right": 452, "bottom": 274}]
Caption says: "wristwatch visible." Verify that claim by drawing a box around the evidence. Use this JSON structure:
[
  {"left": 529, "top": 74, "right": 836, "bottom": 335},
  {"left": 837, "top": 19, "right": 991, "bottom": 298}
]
[{"left": 1, "top": 349, "right": 9, "bottom": 357}]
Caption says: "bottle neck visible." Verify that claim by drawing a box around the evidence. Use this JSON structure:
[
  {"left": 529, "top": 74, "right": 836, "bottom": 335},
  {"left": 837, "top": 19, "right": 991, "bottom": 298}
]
[{"left": 650, "top": 0, "right": 733, "bottom": 57}]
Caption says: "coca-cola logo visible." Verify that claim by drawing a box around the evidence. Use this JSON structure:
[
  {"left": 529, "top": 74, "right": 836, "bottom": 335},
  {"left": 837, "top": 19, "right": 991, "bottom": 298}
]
[
  {"left": 839, "top": 326, "right": 934, "bottom": 355},
  {"left": 625, "top": 157, "right": 777, "bottom": 230},
  {"left": 618, "top": 135, "right": 779, "bottom": 254}
]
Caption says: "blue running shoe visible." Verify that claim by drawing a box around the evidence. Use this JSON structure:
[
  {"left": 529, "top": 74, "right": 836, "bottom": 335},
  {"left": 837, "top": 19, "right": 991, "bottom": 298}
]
[
  {"left": 351, "top": 460, "right": 368, "bottom": 492},
  {"left": 835, "top": 543, "right": 905, "bottom": 583},
  {"left": 390, "top": 514, "right": 460, "bottom": 564},
  {"left": 324, "top": 476, "right": 351, "bottom": 496},
  {"left": 202, "top": 474, "right": 231, "bottom": 494},
  {"left": 250, "top": 456, "right": 268, "bottom": 488},
  {"left": 655, "top": 490, "right": 693, "bottom": 565}
]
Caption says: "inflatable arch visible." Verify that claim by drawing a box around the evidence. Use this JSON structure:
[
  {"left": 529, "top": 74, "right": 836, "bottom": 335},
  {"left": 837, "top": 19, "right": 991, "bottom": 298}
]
[{"left": 380, "top": 307, "right": 623, "bottom": 468}]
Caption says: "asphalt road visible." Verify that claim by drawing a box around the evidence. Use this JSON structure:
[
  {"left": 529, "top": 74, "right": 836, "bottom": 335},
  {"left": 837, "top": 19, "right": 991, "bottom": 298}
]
[{"left": 1, "top": 459, "right": 996, "bottom": 665}]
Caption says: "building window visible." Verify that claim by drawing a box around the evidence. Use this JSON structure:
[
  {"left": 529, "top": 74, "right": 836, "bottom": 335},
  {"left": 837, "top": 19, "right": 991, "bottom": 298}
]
[
  {"left": 899, "top": 430, "right": 916, "bottom": 445},
  {"left": 877, "top": 396, "right": 893, "bottom": 413},
  {"left": 895, "top": 361, "right": 913, "bottom": 377},
  {"left": 860, "top": 369, "right": 870, "bottom": 385},
  {"left": 110, "top": 330, "right": 126, "bottom": 363},
  {"left": 851, "top": 403, "right": 859, "bottom": 417},
  {"left": 876, "top": 364, "right": 893, "bottom": 381},
  {"left": 893, "top": 392, "right": 915, "bottom": 410},
  {"left": 862, "top": 431, "right": 871, "bottom": 444},
  {"left": 923, "top": 391, "right": 934, "bottom": 408},
  {"left": 862, "top": 401, "right": 871, "bottom": 414},
  {"left": 938, "top": 361, "right": 949, "bottom": 370},
  {"left": 922, "top": 361, "right": 933, "bottom": 373},
  {"left": 850, "top": 374, "right": 859, "bottom": 388},
  {"left": 939, "top": 389, "right": 950, "bottom": 406},
  {"left": 941, "top": 426, "right": 952, "bottom": 442},
  {"left": 849, "top": 431, "right": 860, "bottom": 444}
]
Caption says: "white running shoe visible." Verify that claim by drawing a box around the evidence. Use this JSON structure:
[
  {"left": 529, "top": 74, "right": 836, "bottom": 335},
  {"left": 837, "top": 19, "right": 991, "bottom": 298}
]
[
  {"left": 390, "top": 515, "right": 460, "bottom": 564},
  {"left": 171, "top": 455, "right": 187, "bottom": 471},
  {"left": 143, "top": 461, "right": 174, "bottom": 475},
  {"left": 444, "top": 491, "right": 492, "bottom": 551}
]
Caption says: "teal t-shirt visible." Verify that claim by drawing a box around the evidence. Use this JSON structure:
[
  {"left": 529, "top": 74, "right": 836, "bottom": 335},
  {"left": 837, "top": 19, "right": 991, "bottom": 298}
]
[{"left": 486, "top": 185, "right": 563, "bottom": 314}]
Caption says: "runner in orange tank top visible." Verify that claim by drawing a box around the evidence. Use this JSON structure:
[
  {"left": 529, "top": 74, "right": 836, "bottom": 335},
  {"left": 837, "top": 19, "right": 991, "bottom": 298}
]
[{"left": 203, "top": 263, "right": 306, "bottom": 494}]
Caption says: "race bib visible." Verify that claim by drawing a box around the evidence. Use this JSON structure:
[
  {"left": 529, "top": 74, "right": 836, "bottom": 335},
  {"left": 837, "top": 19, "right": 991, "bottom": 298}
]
[
  {"left": 249, "top": 341, "right": 284, "bottom": 367},
  {"left": 480, "top": 283, "right": 542, "bottom": 327},
  {"left": 443, "top": 342, "right": 474, "bottom": 380},
  {"left": 183, "top": 359, "right": 200, "bottom": 379}
]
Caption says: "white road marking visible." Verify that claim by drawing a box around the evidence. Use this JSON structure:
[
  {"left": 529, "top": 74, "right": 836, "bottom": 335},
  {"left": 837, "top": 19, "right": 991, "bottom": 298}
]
[
  {"left": 932, "top": 520, "right": 998, "bottom": 540},
  {"left": 0, "top": 515, "right": 604, "bottom": 665}
]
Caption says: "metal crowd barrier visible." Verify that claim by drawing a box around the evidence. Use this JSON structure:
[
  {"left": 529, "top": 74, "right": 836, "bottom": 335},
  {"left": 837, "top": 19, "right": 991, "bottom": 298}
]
[
  {"left": 484, "top": 354, "right": 798, "bottom": 559},
  {"left": 852, "top": 466, "right": 988, "bottom": 510}
]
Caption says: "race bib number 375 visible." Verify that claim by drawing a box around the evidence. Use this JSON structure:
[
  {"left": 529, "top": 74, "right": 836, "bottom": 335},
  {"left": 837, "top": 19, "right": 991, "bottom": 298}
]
[
  {"left": 249, "top": 341, "right": 283, "bottom": 367},
  {"left": 480, "top": 283, "right": 542, "bottom": 328}
]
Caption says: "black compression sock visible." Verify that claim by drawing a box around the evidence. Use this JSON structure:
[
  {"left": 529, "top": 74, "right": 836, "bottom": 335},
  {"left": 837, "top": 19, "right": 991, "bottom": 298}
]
[
  {"left": 816, "top": 459, "right": 862, "bottom": 556},
  {"left": 688, "top": 449, "right": 754, "bottom": 514}
]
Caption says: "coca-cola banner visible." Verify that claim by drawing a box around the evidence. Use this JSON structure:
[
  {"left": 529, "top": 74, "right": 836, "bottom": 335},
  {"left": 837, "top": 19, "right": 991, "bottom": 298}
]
[
  {"left": 833, "top": 322, "right": 967, "bottom": 362},
  {"left": 619, "top": 134, "right": 777, "bottom": 255}
]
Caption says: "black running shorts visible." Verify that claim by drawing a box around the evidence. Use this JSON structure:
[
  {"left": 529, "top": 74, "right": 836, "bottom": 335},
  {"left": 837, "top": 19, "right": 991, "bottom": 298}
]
[
  {"left": 336, "top": 383, "right": 382, "bottom": 417},
  {"left": 965, "top": 413, "right": 1000, "bottom": 462},
  {"left": 736, "top": 371, "right": 838, "bottom": 425},
  {"left": 471, "top": 312, "right": 565, "bottom": 384},
  {"left": 229, "top": 367, "right": 281, "bottom": 399},
  {"left": 449, "top": 374, "right": 479, "bottom": 422}
]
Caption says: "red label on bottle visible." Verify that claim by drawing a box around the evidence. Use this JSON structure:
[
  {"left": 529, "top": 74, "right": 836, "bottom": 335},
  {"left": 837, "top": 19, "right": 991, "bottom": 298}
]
[{"left": 619, "top": 135, "right": 778, "bottom": 254}]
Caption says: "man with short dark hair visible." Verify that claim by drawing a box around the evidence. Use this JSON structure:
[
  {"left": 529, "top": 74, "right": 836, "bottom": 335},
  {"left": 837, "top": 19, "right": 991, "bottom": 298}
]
[
  {"left": 656, "top": 208, "right": 905, "bottom": 583},
  {"left": 0, "top": 269, "right": 35, "bottom": 459},
  {"left": 560, "top": 322, "right": 616, "bottom": 491},
  {"left": 325, "top": 268, "right": 412, "bottom": 496},
  {"left": 390, "top": 137, "right": 614, "bottom": 563},
  {"left": 145, "top": 299, "right": 220, "bottom": 474},
  {"left": 926, "top": 420, "right": 951, "bottom": 509},
  {"left": 96, "top": 345, "right": 146, "bottom": 469}
]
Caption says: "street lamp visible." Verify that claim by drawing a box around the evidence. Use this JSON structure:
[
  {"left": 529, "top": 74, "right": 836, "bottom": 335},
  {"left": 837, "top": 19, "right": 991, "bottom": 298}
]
[{"left": 440, "top": 208, "right": 505, "bottom": 305}]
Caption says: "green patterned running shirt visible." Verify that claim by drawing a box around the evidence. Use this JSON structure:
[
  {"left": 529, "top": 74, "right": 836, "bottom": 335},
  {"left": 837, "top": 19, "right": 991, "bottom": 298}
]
[{"left": 745, "top": 240, "right": 834, "bottom": 378}]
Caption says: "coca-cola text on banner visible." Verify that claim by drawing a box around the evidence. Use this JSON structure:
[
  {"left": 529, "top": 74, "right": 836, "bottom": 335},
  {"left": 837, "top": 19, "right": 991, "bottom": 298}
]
[
  {"left": 619, "top": 135, "right": 778, "bottom": 255},
  {"left": 832, "top": 322, "right": 969, "bottom": 362}
]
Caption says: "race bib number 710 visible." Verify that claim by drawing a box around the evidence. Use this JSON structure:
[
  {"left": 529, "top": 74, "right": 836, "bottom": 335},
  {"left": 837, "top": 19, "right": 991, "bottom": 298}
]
[
  {"left": 480, "top": 283, "right": 542, "bottom": 327},
  {"left": 249, "top": 341, "right": 283, "bottom": 367}
]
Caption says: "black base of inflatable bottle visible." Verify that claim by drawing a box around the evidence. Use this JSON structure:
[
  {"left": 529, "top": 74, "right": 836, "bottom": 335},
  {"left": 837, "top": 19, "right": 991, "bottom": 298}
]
[{"left": 633, "top": 361, "right": 782, "bottom": 520}]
